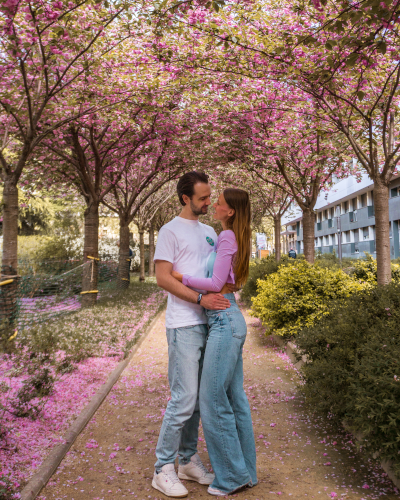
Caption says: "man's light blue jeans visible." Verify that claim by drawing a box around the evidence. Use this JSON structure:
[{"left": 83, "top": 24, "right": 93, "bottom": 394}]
[
  {"left": 200, "top": 294, "right": 257, "bottom": 494},
  {"left": 155, "top": 323, "right": 208, "bottom": 470}
]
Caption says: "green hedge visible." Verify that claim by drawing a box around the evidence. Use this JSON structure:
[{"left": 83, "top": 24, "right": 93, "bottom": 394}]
[
  {"left": 295, "top": 284, "right": 400, "bottom": 478},
  {"left": 251, "top": 261, "right": 367, "bottom": 338}
]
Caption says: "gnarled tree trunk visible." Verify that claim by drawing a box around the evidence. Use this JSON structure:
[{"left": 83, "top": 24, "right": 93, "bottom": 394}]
[
  {"left": 2, "top": 178, "right": 19, "bottom": 274},
  {"left": 302, "top": 208, "right": 315, "bottom": 264},
  {"left": 82, "top": 204, "right": 99, "bottom": 306},
  {"left": 1, "top": 178, "right": 19, "bottom": 332},
  {"left": 274, "top": 216, "right": 281, "bottom": 262},
  {"left": 139, "top": 228, "right": 145, "bottom": 282},
  {"left": 148, "top": 221, "right": 155, "bottom": 277},
  {"left": 374, "top": 179, "right": 391, "bottom": 285},
  {"left": 118, "top": 217, "right": 130, "bottom": 288}
]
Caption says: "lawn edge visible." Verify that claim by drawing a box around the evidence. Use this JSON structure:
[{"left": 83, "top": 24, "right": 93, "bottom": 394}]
[{"left": 20, "top": 304, "right": 166, "bottom": 500}]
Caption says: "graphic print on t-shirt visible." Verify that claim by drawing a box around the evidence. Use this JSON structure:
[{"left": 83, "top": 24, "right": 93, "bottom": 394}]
[{"left": 206, "top": 236, "right": 215, "bottom": 247}]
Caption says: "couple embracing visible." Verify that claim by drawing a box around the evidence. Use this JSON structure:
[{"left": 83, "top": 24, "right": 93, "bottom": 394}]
[{"left": 152, "top": 171, "right": 257, "bottom": 497}]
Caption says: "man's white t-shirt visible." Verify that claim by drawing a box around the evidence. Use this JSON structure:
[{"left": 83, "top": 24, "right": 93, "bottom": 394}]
[{"left": 154, "top": 216, "right": 218, "bottom": 329}]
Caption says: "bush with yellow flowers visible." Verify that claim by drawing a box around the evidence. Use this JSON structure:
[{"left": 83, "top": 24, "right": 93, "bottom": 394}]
[
  {"left": 251, "top": 261, "right": 368, "bottom": 338},
  {"left": 351, "top": 253, "right": 400, "bottom": 283}
]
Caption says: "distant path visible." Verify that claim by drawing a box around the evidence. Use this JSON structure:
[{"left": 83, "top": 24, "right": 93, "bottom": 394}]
[{"left": 40, "top": 308, "right": 398, "bottom": 500}]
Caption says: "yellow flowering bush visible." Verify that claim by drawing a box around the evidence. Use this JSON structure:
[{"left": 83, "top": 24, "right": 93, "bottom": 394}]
[
  {"left": 352, "top": 253, "right": 400, "bottom": 283},
  {"left": 251, "top": 261, "right": 368, "bottom": 338}
]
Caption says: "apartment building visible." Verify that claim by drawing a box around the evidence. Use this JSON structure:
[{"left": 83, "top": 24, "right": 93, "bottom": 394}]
[{"left": 281, "top": 173, "right": 400, "bottom": 259}]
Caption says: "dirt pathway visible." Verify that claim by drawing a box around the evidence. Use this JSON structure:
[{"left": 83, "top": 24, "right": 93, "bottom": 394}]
[{"left": 40, "top": 308, "right": 398, "bottom": 500}]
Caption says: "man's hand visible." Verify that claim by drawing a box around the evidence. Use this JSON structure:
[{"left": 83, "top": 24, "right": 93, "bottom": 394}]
[
  {"left": 201, "top": 293, "right": 231, "bottom": 310},
  {"left": 225, "top": 283, "right": 240, "bottom": 293}
]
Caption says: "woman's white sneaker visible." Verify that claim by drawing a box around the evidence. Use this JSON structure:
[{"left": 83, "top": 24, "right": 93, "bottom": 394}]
[
  {"left": 178, "top": 453, "right": 215, "bottom": 485},
  {"left": 207, "top": 486, "right": 228, "bottom": 496},
  {"left": 152, "top": 463, "right": 188, "bottom": 498}
]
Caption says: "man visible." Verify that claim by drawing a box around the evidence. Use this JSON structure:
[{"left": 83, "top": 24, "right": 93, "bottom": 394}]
[
  {"left": 152, "top": 171, "right": 231, "bottom": 498},
  {"left": 288, "top": 247, "right": 297, "bottom": 259}
]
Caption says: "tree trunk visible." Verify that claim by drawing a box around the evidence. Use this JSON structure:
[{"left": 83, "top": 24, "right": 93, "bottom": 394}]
[
  {"left": 302, "top": 208, "right": 316, "bottom": 264},
  {"left": 139, "top": 229, "right": 145, "bottom": 282},
  {"left": 0, "top": 178, "right": 19, "bottom": 334},
  {"left": 2, "top": 178, "right": 19, "bottom": 274},
  {"left": 118, "top": 218, "right": 130, "bottom": 288},
  {"left": 374, "top": 179, "right": 391, "bottom": 285},
  {"left": 148, "top": 222, "right": 155, "bottom": 277},
  {"left": 274, "top": 216, "right": 281, "bottom": 262},
  {"left": 82, "top": 204, "right": 99, "bottom": 306}
]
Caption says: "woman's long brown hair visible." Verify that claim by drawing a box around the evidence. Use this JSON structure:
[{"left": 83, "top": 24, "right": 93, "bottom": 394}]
[{"left": 223, "top": 188, "right": 251, "bottom": 288}]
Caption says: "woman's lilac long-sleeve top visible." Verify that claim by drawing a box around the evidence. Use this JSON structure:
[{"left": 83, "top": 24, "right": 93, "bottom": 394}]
[{"left": 182, "top": 230, "right": 237, "bottom": 292}]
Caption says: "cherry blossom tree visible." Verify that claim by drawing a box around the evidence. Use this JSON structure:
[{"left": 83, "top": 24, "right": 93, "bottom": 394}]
[
  {"left": 102, "top": 142, "right": 182, "bottom": 284},
  {"left": 0, "top": 0, "right": 141, "bottom": 276},
  {"left": 159, "top": 0, "right": 400, "bottom": 281},
  {"left": 37, "top": 103, "right": 164, "bottom": 304}
]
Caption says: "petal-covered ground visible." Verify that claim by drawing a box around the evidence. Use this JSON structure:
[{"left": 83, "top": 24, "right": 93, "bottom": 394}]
[
  {"left": 40, "top": 307, "right": 399, "bottom": 500},
  {"left": 0, "top": 281, "right": 166, "bottom": 498}
]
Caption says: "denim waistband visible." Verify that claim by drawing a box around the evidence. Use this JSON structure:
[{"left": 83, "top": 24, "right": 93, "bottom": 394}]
[
  {"left": 222, "top": 292, "right": 236, "bottom": 303},
  {"left": 206, "top": 293, "right": 238, "bottom": 316}
]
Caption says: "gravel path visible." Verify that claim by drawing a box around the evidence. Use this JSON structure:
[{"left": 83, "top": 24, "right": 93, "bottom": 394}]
[{"left": 40, "top": 307, "right": 399, "bottom": 500}]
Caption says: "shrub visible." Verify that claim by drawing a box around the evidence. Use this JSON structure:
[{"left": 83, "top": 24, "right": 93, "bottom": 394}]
[
  {"left": 295, "top": 284, "right": 400, "bottom": 478},
  {"left": 10, "top": 368, "right": 54, "bottom": 419},
  {"left": 241, "top": 256, "right": 279, "bottom": 305},
  {"left": 251, "top": 261, "right": 367, "bottom": 338},
  {"left": 352, "top": 253, "right": 400, "bottom": 283},
  {"left": 314, "top": 251, "right": 341, "bottom": 270}
]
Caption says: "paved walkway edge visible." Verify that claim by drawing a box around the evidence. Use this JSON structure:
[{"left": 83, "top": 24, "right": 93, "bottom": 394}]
[
  {"left": 271, "top": 334, "right": 400, "bottom": 489},
  {"left": 20, "top": 305, "right": 166, "bottom": 500}
]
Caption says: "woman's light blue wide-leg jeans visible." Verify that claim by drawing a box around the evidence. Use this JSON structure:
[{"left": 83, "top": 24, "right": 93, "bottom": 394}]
[{"left": 200, "top": 294, "right": 257, "bottom": 494}]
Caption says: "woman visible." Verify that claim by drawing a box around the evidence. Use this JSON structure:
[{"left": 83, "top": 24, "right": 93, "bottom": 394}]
[{"left": 172, "top": 188, "right": 257, "bottom": 496}]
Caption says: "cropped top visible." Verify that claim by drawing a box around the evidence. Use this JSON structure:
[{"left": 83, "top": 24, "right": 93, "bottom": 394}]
[{"left": 182, "top": 229, "right": 237, "bottom": 293}]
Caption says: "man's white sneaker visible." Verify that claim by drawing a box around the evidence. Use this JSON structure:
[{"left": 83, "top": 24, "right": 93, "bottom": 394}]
[
  {"left": 207, "top": 486, "right": 227, "bottom": 496},
  {"left": 178, "top": 453, "right": 215, "bottom": 485},
  {"left": 152, "top": 463, "right": 188, "bottom": 498}
]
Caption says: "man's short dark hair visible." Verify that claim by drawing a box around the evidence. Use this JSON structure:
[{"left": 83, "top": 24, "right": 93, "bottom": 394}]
[{"left": 177, "top": 171, "right": 209, "bottom": 206}]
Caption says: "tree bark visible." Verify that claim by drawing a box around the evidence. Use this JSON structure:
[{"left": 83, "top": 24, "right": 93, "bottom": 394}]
[
  {"left": 2, "top": 178, "right": 19, "bottom": 274},
  {"left": 0, "top": 178, "right": 19, "bottom": 333},
  {"left": 82, "top": 203, "right": 99, "bottom": 306},
  {"left": 148, "top": 221, "right": 155, "bottom": 277},
  {"left": 139, "top": 229, "right": 145, "bottom": 282},
  {"left": 274, "top": 216, "right": 281, "bottom": 262},
  {"left": 302, "top": 209, "right": 316, "bottom": 264},
  {"left": 374, "top": 179, "right": 392, "bottom": 285},
  {"left": 118, "top": 218, "right": 130, "bottom": 288}
]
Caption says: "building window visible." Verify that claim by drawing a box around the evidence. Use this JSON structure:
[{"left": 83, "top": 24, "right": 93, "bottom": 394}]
[
  {"left": 363, "top": 227, "right": 369, "bottom": 240},
  {"left": 344, "top": 201, "right": 349, "bottom": 213},
  {"left": 391, "top": 187, "right": 399, "bottom": 198},
  {"left": 349, "top": 210, "right": 357, "bottom": 223},
  {"left": 361, "top": 193, "right": 367, "bottom": 208},
  {"left": 352, "top": 197, "right": 358, "bottom": 210}
]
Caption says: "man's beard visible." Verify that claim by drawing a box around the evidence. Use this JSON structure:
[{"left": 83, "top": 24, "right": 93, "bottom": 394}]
[{"left": 190, "top": 200, "right": 208, "bottom": 216}]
